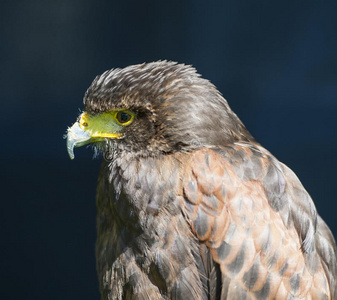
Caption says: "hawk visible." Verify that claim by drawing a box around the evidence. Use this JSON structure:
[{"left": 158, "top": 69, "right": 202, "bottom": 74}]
[{"left": 66, "top": 61, "right": 337, "bottom": 299}]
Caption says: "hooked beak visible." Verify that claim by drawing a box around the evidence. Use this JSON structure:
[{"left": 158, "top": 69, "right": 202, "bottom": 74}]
[
  {"left": 66, "top": 121, "right": 93, "bottom": 160},
  {"left": 66, "top": 112, "right": 124, "bottom": 159}
]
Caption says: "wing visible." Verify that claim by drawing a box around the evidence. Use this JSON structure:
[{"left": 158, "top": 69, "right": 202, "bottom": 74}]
[{"left": 182, "top": 144, "right": 337, "bottom": 299}]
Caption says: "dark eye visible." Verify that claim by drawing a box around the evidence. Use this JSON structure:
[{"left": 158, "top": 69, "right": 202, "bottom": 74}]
[{"left": 116, "top": 111, "right": 132, "bottom": 124}]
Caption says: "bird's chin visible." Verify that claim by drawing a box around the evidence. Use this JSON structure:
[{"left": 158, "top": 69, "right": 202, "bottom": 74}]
[{"left": 93, "top": 141, "right": 116, "bottom": 162}]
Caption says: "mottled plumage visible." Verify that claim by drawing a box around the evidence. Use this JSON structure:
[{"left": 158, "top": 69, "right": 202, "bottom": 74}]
[{"left": 67, "top": 61, "right": 337, "bottom": 299}]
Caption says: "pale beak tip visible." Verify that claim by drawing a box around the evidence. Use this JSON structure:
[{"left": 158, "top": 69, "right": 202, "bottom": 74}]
[
  {"left": 67, "top": 145, "right": 75, "bottom": 160},
  {"left": 66, "top": 130, "right": 76, "bottom": 160}
]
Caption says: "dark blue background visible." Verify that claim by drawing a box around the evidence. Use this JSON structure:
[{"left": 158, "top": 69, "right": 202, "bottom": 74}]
[{"left": 1, "top": 1, "right": 336, "bottom": 299}]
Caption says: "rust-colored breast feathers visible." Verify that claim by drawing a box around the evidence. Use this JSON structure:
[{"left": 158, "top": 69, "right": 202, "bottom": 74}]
[{"left": 182, "top": 145, "right": 334, "bottom": 299}]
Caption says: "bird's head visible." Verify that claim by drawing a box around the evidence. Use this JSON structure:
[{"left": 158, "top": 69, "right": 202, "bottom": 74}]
[{"left": 66, "top": 61, "right": 253, "bottom": 160}]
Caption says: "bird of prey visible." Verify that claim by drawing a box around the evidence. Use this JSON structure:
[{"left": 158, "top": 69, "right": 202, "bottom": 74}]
[{"left": 66, "top": 61, "right": 337, "bottom": 299}]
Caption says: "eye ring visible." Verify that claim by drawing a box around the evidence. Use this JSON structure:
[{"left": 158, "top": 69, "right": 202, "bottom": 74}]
[{"left": 116, "top": 111, "right": 133, "bottom": 125}]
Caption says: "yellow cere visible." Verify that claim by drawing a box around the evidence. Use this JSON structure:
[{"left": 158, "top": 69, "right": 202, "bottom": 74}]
[{"left": 78, "top": 111, "right": 134, "bottom": 139}]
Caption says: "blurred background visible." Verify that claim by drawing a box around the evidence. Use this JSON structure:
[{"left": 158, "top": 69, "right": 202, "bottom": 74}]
[{"left": 1, "top": 0, "right": 336, "bottom": 299}]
